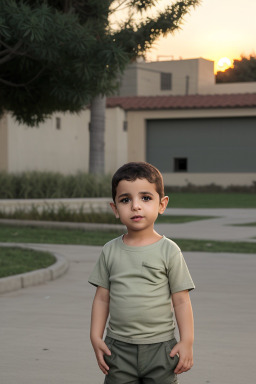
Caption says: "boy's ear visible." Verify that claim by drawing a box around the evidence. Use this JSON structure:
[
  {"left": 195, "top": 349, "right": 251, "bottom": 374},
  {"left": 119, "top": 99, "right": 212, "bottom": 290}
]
[
  {"left": 158, "top": 196, "right": 169, "bottom": 214},
  {"left": 110, "top": 202, "right": 120, "bottom": 218}
]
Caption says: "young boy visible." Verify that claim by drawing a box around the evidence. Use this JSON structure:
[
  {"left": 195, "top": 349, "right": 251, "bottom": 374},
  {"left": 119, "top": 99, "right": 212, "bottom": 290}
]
[{"left": 89, "top": 162, "right": 195, "bottom": 384}]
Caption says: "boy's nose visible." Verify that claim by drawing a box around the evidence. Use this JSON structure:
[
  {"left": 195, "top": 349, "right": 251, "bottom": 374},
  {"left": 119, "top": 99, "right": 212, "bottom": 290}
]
[{"left": 131, "top": 199, "right": 141, "bottom": 210}]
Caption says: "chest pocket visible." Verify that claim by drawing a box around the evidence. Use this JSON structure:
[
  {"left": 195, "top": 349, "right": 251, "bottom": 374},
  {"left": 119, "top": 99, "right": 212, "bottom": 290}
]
[{"left": 142, "top": 261, "right": 165, "bottom": 284}]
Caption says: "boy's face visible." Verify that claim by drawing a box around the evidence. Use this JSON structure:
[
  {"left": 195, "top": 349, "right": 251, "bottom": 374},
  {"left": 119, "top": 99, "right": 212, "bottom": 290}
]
[{"left": 110, "top": 178, "right": 168, "bottom": 233}]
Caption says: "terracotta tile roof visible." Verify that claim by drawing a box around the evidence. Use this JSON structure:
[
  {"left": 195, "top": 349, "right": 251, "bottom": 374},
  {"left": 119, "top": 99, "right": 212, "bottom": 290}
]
[{"left": 107, "top": 93, "right": 256, "bottom": 110}]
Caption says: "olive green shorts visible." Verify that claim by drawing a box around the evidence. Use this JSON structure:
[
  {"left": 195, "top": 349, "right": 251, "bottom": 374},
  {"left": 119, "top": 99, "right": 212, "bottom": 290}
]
[{"left": 104, "top": 336, "right": 179, "bottom": 384}]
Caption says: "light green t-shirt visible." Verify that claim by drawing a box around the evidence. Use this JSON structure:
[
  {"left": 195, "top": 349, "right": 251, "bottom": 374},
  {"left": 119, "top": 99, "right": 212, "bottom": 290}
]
[{"left": 88, "top": 235, "right": 195, "bottom": 344}]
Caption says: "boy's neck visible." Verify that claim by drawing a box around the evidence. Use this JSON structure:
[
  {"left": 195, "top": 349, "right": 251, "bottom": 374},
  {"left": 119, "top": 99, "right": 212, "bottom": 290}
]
[{"left": 123, "top": 228, "right": 163, "bottom": 247}]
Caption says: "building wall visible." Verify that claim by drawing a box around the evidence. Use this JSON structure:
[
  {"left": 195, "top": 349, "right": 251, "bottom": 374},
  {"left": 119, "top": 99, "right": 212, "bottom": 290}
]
[
  {"left": 145, "top": 59, "right": 200, "bottom": 95},
  {"left": 7, "top": 111, "right": 90, "bottom": 174},
  {"left": 118, "top": 58, "right": 215, "bottom": 96},
  {"left": 202, "top": 81, "right": 256, "bottom": 94},
  {"left": 197, "top": 59, "right": 215, "bottom": 92},
  {"left": 137, "top": 66, "right": 163, "bottom": 95},
  {"left": 117, "top": 66, "right": 138, "bottom": 96},
  {"left": 162, "top": 173, "right": 256, "bottom": 187},
  {"left": 6, "top": 107, "right": 127, "bottom": 175}
]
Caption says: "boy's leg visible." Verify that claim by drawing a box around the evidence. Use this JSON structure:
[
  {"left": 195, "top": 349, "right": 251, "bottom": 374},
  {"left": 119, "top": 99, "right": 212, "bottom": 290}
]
[
  {"left": 140, "top": 339, "right": 179, "bottom": 384},
  {"left": 103, "top": 337, "right": 141, "bottom": 384}
]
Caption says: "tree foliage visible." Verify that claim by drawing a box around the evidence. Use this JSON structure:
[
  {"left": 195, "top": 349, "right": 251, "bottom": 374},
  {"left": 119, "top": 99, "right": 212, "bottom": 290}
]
[
  {"left": 0, "top": 0, "right": 127, "bottom": 125},
  {"left": 0, "top": 0, "right": 200, "bottom": 125},
  {"left": 216, "top": 54, "right": 256, "bottom": 83}
]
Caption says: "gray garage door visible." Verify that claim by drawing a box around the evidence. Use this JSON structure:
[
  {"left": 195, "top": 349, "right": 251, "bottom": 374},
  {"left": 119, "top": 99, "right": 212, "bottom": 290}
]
[{"left": 146, "top": 117, "right": 256, "bottom": 173}]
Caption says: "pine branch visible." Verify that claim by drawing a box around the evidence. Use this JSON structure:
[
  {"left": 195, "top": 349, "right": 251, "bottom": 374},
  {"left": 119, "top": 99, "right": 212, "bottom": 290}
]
[
  {"left": 0, "top": 67, "right": 46, "bottom": 88},
  {"left": 0, "top": 39, "right": 24, "bottom": 62}
]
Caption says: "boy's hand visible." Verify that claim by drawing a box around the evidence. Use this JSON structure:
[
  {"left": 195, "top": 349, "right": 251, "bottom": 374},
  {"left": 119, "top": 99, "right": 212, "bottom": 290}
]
[
  {"left": 170, "top": 341, "right": 193, "bottom": 374},
  {"left": 92, "top": 338, "right": 111, "bottom": 375}
]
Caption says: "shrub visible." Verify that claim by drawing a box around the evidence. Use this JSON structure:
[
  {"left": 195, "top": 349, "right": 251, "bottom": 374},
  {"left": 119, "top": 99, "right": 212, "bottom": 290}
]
[{"left": 0, "top": 171, "right": 112, "bottom": 199}]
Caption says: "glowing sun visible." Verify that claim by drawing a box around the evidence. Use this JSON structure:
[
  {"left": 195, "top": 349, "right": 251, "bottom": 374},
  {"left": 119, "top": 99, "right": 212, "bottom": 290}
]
[{"left": 217, "top": 57, "right": 232, "bottom": 71}]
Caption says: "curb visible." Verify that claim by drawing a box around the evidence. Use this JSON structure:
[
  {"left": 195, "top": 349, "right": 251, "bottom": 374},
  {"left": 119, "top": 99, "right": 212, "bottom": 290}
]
[{"left": 0, "top": 243, "right": 69, "bottom": 294}]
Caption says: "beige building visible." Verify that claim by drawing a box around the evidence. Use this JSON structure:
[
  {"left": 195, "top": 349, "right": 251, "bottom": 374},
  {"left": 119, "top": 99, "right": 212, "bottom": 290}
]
[{"left": 1, "top": 58, "right": 256, "bottom": 186}]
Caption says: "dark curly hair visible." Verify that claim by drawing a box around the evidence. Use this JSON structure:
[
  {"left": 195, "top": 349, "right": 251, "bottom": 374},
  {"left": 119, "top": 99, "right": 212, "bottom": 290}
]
[{"left": 112, "top": 162, "right": 164, "bottom": 202}]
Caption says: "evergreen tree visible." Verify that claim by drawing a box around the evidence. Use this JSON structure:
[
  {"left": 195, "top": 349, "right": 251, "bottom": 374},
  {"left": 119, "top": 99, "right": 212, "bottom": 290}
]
[
  {"left": 0, "top": 0, "right": 200, "bottom": 173},
  {"left": 216, "top": 54, "right": 256, "bottom": 83}
]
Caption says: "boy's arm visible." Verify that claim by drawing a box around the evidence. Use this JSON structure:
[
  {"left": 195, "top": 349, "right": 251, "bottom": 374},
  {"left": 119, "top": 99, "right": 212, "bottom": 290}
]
[
  {"left": 90, "top": 286, "right": 111, "bottom": 375},
  {"left": 171, "top": 290, "right": 194, "bottom": 375}
]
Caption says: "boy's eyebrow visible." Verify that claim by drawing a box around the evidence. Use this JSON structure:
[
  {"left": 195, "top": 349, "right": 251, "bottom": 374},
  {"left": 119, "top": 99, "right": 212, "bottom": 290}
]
[
  {"left": 139, "top": 191, "right": 154, "bottom": 196},
  {"left": 117, "top": 191, "right": 154, "bottom": 199},
  {"left": 117, "top": 193, "right": 130, "bottom": 199}
]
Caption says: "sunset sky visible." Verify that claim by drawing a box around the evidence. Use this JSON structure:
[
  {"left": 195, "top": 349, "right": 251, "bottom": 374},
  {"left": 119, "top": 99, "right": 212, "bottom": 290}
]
[{"left": 145, "top": 0, "right": 256, "bottom": 73}]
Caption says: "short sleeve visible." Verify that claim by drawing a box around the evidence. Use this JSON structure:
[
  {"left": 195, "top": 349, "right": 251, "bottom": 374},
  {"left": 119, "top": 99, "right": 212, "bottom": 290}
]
[
  {"left": 167, "top": 250, "right": 195, "bottom": 294},
  {"left": 88, "top": 250, "right": 110, "bottom": 290}
]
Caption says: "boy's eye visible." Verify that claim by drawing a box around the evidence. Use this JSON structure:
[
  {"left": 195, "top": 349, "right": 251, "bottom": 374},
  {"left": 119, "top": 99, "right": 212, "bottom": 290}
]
[
  {"left": 142, "top": 195, "right": 152, "bottom": 201},
  {"left": 120, "top": 197, "right": 130, "bottom": 204}
]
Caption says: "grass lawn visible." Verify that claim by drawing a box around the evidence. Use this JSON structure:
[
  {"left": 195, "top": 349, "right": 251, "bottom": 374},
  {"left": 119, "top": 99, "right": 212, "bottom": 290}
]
[
  {"left": 168, "top": 193, "right": 256, "bottom": 208},
  {"left": 0, "top": 247, "right": 56, "bottom": 278},
  {"left": 0, "top": 225, "right": 122, "bottom": 246},
  {"left": 1, "top": 225, "right": 256, "bottom": 254},
  {"left": 174, "top": 239, "right": 256, "bottom": 254},
  {"left": 156, "top": 215, "right": 214, "bottom": 224}
]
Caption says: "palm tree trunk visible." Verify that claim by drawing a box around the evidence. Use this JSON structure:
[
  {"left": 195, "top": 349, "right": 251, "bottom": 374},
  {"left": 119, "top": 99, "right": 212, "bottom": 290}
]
[{"left": 89, "top": 94, "right": 106, "bottom": 174}]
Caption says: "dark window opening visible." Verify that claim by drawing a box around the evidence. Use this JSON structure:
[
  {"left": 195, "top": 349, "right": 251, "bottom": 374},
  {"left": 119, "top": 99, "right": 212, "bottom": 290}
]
[
  {"left": 160, "top": 72, "right": 172, "bottom": 90},
  {"left": 123, "top": 121, "right": 128, "bottom": 131},
  {"left": 56, "top": 117, "right": 61, "bottom": 130},
  {"left": 174, "top": 158, "right": 187, "bottom": 172}
]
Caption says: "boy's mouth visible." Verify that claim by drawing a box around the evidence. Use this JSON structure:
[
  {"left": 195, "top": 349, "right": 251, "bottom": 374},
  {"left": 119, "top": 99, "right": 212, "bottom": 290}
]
[{"left": 131, "top": 215, "right": 144, "bottom": 221}]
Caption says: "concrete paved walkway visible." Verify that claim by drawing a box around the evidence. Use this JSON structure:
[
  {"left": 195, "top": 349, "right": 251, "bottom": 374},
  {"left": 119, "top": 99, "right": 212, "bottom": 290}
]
[
  {"left": 157, "top": 208, "right": 256, "bottom": 242},
  {"left": 1, "top": 209, "right": 256, "bottom": 383}
]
